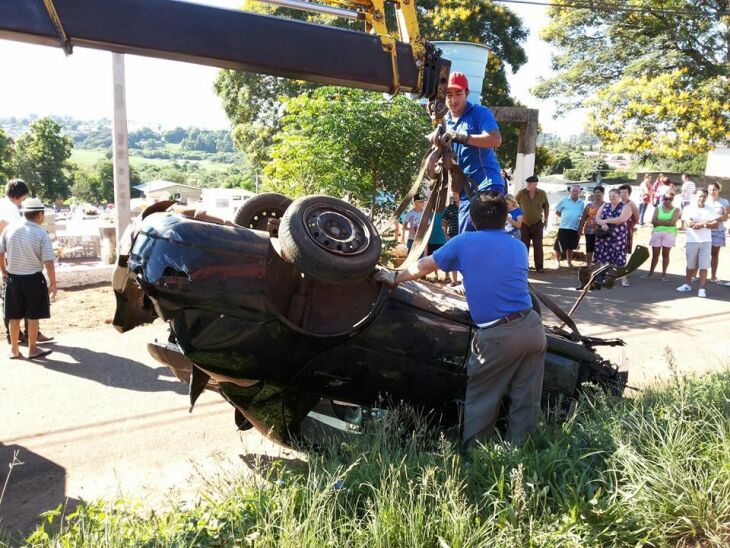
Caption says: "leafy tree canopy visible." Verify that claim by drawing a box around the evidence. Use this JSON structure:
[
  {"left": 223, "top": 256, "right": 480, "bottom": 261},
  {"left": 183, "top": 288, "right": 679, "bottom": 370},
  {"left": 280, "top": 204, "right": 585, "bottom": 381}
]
[
  {"left": 180, "top": 128, "right": 235, "bottom": 153},
  {"left": 215, "top": 1, "right": 527, "bottom": 169},
  {"left": 71, "top": 160, "right": 142, "bottom": 204},
  {"left": 0, "top": 128, "right": 13, "bottom": 184},
  {"left": 264, "top": 87, "right": 432, "bottom": 214},
  {"left": 11, "top": 118, "right": 74, "bottom": 201},
  {"left": 164, "top": 127, "right": 188, "bottom": 144},
  {"left": 534, "top": 0, "right": 730, "bottom": 158}
]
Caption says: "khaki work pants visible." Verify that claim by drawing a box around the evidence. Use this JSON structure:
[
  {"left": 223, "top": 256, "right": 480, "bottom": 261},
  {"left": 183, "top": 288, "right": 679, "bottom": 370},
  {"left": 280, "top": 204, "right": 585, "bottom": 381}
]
[{"left": 463, "top": 310, "right": 546, "bottom": 446}]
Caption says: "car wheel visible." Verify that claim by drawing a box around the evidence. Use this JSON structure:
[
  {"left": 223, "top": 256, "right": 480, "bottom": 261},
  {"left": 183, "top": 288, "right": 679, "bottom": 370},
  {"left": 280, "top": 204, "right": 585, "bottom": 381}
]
[
  {"left": 278, "top": 195, "right": 382, "bottom": 284},
  {"left": 233, "top": 192, "right": 292, "bottom": 235}
]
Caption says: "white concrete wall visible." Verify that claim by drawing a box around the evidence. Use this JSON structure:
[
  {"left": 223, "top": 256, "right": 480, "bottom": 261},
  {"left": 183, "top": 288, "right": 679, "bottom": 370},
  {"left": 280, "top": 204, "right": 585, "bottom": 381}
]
[
  {"left": 706, "top": 146, "right": 730, "bottom": 177},
  {"left": 512, "top": 152, "right": 536, "bottom": 195}
]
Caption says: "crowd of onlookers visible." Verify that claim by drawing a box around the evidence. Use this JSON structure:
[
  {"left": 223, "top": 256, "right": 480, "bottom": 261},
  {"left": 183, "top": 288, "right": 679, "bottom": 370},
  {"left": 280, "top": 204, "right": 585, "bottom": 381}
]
[
  {"left": 580, "top": 174, "right": 729, "bottom": 298},
  {"left": 394, "top": 173, "right": 730, "bottom": 299}
]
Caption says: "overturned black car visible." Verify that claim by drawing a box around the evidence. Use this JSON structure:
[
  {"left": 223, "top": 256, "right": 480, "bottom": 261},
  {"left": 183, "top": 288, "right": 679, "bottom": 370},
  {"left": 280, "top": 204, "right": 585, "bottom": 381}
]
[{"left": 112, "top": 194, "right": 632, "bottom": 446}]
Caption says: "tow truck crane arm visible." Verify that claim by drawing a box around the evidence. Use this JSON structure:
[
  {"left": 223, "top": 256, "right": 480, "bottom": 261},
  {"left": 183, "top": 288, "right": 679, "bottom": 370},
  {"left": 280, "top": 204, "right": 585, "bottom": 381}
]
[{"left": 0, "top": 0, "right": 449, "bottom": 117}]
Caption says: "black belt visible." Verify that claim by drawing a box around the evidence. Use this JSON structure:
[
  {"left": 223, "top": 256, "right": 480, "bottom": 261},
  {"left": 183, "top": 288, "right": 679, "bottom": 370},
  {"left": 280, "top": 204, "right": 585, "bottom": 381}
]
[{"left": 477, "top": 308, "right": 533, "bottom": 330}]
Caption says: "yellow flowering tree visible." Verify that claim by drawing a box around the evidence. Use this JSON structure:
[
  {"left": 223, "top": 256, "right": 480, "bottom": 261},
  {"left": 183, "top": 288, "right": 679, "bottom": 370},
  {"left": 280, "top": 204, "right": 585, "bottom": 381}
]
[{"left": 534, "top": 0, "right": 730, "bottom": 157}]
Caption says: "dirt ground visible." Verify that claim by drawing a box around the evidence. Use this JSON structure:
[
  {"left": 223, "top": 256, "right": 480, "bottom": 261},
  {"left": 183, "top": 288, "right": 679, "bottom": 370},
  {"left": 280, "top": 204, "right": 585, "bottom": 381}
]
[{"left": 45, "top": 283, "right": 115, "bottom": 334}]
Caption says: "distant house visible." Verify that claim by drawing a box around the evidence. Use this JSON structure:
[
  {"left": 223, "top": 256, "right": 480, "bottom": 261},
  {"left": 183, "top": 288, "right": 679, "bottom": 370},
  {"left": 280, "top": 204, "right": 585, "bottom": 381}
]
[
  {"left": 201, "top": 188, "right": 256, "bottom": 218},
  {"left": 133, "top": 180, "right": 202, "bottom": 204}
]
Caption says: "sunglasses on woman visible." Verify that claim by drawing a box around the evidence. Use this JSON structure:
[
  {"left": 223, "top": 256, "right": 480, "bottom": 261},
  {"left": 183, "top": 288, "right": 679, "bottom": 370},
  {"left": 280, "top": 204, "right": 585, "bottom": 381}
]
[{"left": 663, "top": 195, "right": 674, "bottom": 200}]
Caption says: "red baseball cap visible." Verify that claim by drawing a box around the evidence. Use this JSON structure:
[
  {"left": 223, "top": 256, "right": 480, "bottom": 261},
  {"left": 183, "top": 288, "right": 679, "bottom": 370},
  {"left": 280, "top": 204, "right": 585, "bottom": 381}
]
[{"left": 447, "top": 72, "right": 469, "bottom": 91}]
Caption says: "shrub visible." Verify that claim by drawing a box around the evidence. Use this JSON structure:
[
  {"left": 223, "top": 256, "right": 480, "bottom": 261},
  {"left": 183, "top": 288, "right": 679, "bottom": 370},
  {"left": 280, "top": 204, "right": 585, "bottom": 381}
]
[{"left": 563, "top": 168, "right": 583, "bottom": 181}]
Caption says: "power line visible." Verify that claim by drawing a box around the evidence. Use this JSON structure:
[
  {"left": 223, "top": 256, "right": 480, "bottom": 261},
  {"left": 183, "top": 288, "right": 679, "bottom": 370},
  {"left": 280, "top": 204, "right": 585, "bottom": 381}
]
[{"left": 492, "top": 0, "right": 730, "bottom": 17}]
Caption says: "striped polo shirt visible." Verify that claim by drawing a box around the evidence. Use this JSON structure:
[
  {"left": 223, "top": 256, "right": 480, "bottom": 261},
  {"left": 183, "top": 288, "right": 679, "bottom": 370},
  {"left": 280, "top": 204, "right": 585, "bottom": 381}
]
[{"left": 0, "top": 220, "right": 55, "bottom": 275}]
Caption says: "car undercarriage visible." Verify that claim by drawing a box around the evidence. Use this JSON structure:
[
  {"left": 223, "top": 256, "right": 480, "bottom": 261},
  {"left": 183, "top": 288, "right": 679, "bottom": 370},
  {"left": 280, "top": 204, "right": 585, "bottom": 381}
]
[{"left": 113, "top": 201, "right": 631, "bottom": 446}]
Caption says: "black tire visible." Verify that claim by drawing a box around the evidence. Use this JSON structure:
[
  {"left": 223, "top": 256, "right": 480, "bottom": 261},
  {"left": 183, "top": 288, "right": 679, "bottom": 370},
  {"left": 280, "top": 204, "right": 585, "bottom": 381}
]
[
  {"left": 233, "top": 192, "right": 292, "bottom": 233},
  {"left": 278, "top": 195, "right": 382, "bottom": 284}
]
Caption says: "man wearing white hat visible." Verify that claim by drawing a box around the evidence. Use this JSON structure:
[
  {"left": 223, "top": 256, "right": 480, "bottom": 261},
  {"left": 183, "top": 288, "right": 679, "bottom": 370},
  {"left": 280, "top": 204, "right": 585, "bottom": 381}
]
[{"left": 0, "top": 196, "right": 57, "bottom": 359}]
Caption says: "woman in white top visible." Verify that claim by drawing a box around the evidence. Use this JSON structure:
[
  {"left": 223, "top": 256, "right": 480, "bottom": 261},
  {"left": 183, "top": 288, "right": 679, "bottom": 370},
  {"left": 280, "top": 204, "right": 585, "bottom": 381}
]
[{"left": 707, "top": 182, "right": 729, "bottom": 284}]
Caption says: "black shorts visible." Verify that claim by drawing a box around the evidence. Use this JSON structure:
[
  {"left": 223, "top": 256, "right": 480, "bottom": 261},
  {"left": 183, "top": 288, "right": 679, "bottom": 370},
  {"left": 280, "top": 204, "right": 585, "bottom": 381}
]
[
  {"left": 585, "top": 233, "right": 596, "bottom": 253},
  {"left": 427, "top": 243, "right": 443, "bottom": 255},
  {"left": 3, "top": 272, "right": 51, "bottom": 320},
  {"left": 553, "top": 229, "right": 580, "bottom": 252}
]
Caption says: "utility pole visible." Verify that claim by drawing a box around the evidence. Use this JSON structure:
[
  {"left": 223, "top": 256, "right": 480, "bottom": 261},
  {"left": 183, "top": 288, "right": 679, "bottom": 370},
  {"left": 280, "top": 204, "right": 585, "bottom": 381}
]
[{"left": 112, "top": 53, "right": 131, "bottom": 242}]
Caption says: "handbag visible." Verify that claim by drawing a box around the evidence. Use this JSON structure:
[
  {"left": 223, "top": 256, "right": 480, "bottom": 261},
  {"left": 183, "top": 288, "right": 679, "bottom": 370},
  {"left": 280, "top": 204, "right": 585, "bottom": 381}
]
[{"left": 594, "top": 223, "right": 615, "bottom": 239}]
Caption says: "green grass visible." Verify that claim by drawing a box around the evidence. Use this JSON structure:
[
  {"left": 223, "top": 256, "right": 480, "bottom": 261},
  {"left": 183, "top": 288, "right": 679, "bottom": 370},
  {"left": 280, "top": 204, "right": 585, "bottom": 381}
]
[
  {"left": 5, "top": 370, "right": 730, "bottom": 547},
  {"left": 71, "top": 147, "right": 233, "bottom": 173},
  {"left": 70, "top": 148, "right": 107, "bottom": 166}
]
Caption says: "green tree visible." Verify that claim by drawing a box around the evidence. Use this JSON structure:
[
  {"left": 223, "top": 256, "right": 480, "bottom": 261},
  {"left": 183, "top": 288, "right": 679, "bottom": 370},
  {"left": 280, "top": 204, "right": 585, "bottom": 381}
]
[
  {"left": 534, "top": 145, "right": 555, "bottom": 176},
  {"left": 128, "top": 127, "right": 164, "bottom": 149},
  {"left": 215, "top": 1, "right": 527, "bottom": 170},
  {"left": 11, "top": 118, "right": 74, "bottom": 200},
  {"left": 0, "top": 128, "right": 13, "bottom": 184},
  {"left": 546, "top": 151, "right": 574, "bottom": 175},
  {"left": 264, "top": 87, "right": 432, "bottom": 215},
  {"left": 71, "top": 160, "right": 141, "bottom": 203},
  {"left": 534, "top": 0, "right": 730, "bottom": 158},
  {"left": 163, "top": 127, "right": 188, "bottom": 144}
]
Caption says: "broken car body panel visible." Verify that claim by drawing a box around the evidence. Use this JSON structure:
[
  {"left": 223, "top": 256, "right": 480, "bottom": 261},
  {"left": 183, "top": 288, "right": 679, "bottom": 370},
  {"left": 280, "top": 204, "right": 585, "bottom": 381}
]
[{"left": 114, "top": 211, "right": 626, "bottom": 444}]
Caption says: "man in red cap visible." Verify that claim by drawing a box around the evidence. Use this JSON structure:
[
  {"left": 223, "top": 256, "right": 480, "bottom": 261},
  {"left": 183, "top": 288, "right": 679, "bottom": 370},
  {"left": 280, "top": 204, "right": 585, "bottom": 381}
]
[{"left": 435, "top": 71, "right": 504, "bottom": 233}]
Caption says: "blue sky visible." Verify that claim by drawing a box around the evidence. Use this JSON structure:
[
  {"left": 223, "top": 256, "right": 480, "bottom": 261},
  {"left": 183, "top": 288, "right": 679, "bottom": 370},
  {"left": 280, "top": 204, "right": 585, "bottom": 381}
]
[{"left": 0, "top": 1, "right": 585, "bottom": 136}]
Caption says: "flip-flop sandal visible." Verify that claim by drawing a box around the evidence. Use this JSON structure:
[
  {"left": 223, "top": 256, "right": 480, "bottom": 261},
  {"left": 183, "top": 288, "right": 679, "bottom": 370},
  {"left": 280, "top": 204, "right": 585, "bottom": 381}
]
[
  {"left": 27, "top": 349, "right": 52, "bottom": 360},
  {"left": 9, "top": 353, "right": 23, "bottom": 360}
]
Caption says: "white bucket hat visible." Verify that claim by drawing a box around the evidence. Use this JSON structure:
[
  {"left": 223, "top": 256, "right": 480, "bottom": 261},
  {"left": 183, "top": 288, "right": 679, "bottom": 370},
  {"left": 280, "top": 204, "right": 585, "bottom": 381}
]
[{"left": 20, "top": 197, "right": 46, "bottom": 212}]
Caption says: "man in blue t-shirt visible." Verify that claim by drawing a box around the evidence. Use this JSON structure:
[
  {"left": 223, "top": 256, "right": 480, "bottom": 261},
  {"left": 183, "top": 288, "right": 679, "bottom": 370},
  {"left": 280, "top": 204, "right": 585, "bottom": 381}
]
[
  {"left": 553, "top": 184, "right": 585, "bottom": 268},
  {"left": 374, "top": 191, "right": 547, "bottom": 446},
  {"left": 434, "top": 72, "right": 504, "bottom": 234}
]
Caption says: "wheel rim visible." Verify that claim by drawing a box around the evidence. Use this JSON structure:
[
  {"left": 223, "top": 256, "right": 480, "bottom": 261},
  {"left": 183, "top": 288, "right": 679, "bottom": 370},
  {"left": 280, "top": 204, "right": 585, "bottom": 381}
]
[
  {"left": 248, "top": 209, "right": 283, "bottom": 230},
  {"left": 303, "top": 205, "right": 370, "bottom": 256}
]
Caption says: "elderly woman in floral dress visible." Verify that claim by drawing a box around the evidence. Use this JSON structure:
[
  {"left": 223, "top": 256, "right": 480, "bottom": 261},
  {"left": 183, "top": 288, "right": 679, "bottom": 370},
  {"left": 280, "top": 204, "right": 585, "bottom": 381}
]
[{"left": 593, "top": 189, "right": 633, "bottom": 280}]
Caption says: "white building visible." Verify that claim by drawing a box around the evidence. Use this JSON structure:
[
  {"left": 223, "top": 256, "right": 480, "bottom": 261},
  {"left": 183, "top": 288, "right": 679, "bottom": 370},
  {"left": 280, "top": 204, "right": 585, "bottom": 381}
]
[
  {"left": 133, "top": 180, "right": 202, "bottom": 204},
  {"left": 706, "top": 146, "right": 730, "bottom": 177},
  {"left": 201, "top": 187, "right": 256, "bottom": 219}
]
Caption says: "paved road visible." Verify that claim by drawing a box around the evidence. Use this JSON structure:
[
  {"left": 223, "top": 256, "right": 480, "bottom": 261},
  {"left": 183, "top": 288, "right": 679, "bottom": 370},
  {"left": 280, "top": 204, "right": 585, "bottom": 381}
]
[
  {"left": 533, "top": 228, "right": 730, "bottom": 386},
  {"left": 1, "top": 238, "right": 729, "bottom": 537},
  {"left": 0, "top": 324, "right": 287, "bottom": 537}
]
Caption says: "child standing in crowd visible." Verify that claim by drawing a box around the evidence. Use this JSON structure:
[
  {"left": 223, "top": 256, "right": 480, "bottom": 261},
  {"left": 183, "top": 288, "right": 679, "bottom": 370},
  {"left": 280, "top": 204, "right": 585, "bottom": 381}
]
[
  {"left": 441, "top": 195, "right": 461, "bottom": 286},
  {"left": 504, "top": 194, "right": 523, "bottom": 239},
  {"left": 0, "top": 197, "right": 57, "bottom": 360},
  {"left": 403, "top": 194, "right": 425, "bottom": 252}
]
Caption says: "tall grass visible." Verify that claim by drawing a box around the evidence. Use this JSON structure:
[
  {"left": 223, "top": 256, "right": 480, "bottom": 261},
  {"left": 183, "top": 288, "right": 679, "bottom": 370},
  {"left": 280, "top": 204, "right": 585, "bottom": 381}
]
[{"left": 8, "top": 370, "right": 730, "bottom": 547}]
